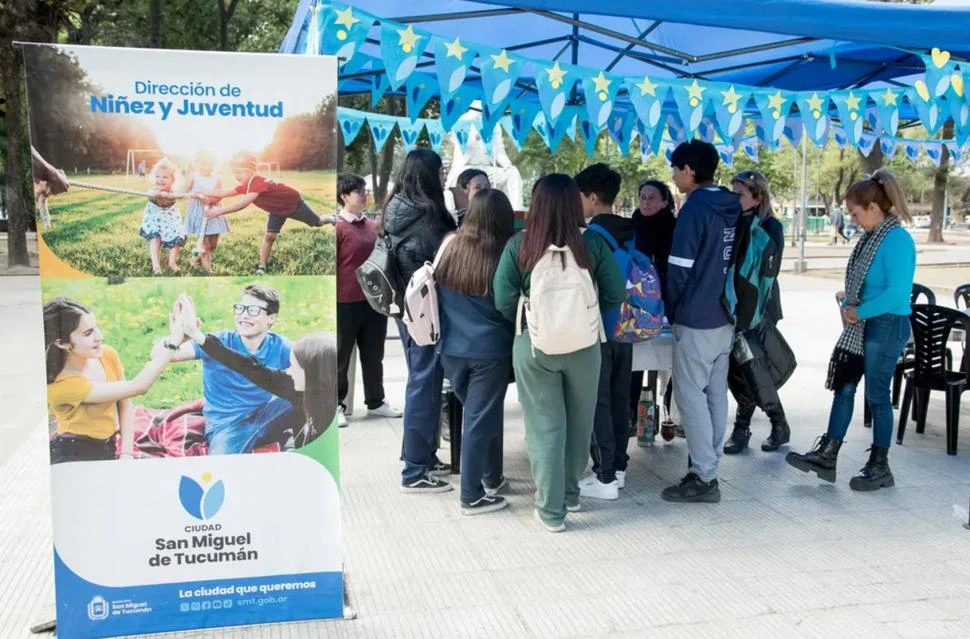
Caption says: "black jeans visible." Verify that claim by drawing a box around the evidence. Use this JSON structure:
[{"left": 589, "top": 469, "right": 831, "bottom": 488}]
[
  {"left": 337, "top": 301, "right": 389, "bottom": 410},
  {"left": 50, "top": 434, "right": 117, "bottom": 465},
  {"left": 591, "top": 341, "right": 633, "bottom": 482}
]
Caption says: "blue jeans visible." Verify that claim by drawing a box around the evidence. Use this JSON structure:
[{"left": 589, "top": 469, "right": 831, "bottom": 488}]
[
  {"left": 441, "top": 354, "right": 509, "bottom": 503},
  {"left": 827, "top": 313, "right": 910, "bottom": 448},
  {"left": 397, "top": 320, "right": 444, "bottom": 483},
  {"left": 206, "top": 396, "right": 296, "bottom": 455}
]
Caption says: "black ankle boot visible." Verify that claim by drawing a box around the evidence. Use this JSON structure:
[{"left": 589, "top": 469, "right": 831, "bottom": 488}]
[
  {"left": 761, "top": 421, "right": 791, "bottom": 452},
  {"left": 723, "top": 427, "right": 751, "bottom": 455},
  {"left": 849, "top": 446, "right": 894, "bottom": 491},
  {"left": 785, "top": 434, "right": 842, "bottom": 482}
]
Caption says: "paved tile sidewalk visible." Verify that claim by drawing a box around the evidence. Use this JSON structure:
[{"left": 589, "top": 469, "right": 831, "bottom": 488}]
[{"left": 2, "top": 273, "right": 970, "bottom": 638}]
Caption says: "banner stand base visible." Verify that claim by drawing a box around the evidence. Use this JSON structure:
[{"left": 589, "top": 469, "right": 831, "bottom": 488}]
[{"left": 29, "top": 619, "right": 55, "bottom": 634}]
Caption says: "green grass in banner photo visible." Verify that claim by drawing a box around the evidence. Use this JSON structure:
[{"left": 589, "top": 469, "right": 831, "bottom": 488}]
[
  {"left": 41, "top": 275, "right": 336, "bottom": 410},
  {"left": 41, "top": 171, "right": 336, "bottom": 277}
]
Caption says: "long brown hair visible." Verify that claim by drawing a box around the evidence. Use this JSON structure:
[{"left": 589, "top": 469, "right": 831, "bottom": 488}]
[
  {"left": 437, "top": 189, "right": 515, "bottom": 296},
  {"left": 44, "top": 298, "right": 90, "bottom": 384},
  {"left": 845, "top": 169, "right": 912, "bottom": 223},
  {"left": 518, "top": 174, "right": 591, "bottom": 271},
  {"left": 377, "top": 149, "right": 449, "bottom": 234}
]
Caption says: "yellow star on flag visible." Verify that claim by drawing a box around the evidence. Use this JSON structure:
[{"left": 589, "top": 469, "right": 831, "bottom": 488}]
[
  {"left": 767, "top": 90, "right": 786, "bottom": 112},
  {"left": 686, "top": 79, "right": 705, "bottom": 102},
  {"left": 880, "top": 88, "right": 898, "bottom": 107},
  {"left": 806, "top": 92, "right": 824, "bottom": 112},
  {"left": 636, "top": 76, "right": 657, "bottom": 97},
  {"left": 490, "top": 49, "right": 514, "bottom": 73},
  {"left": 546, "top": 62, "right": 567, "bottom": 90},
  {"left": 846, "top": 92, "right": 861, "bottom": 111},
  {"left": 721, "top": 85, "right": 742, "bottom": 107},
  {"left": 445, "top": 37, "right": 467, "bottom": 60},
  {"left": 334, "top": 6, "right": 359, "bottom": 29},
  {"left": 397, "top": 25, "right": 421, "bottom": 53},
  {"left": 592, "top": 72, "right": 612, "bottom": 95}
]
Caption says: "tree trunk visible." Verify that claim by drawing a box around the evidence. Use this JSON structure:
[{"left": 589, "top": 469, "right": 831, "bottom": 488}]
[
  {"left": 150, "top": 0, "right": 162, "bottom": 47},
  {"left": 1, "top": 42, "right": 32, "bottom": 267},
  {"left": 218, "top": 0, "right": 241, "bottom": 51},
  {"left": 928, "top": 122, "right": 954, "bottom": 244}
]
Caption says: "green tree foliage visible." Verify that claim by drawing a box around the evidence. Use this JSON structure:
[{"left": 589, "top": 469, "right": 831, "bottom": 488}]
[{"left": 262, "top": 96, "right": 337, "bottom": 171}]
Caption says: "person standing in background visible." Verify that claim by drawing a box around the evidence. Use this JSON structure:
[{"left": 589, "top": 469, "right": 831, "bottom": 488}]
[{"left": 334, "top": 173, "right": 401, "bottom": 428}]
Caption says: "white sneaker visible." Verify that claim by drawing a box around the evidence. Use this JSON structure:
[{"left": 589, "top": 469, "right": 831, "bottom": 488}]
[
  {"left": 483, "top": 477, "right": 507, "bottom": 497},
  {"left": 579, "top": 478, "right": 619, "bottom": 500},
  {"left": 368, "top": 402, "right": 402, "bottom": 418},
  {"left": 616, "top": 470, "right": 626, "bottom": 489},
  {"left": 578, "top": 474, "right": 600, "bottom": 488},
  {"left": 337, "top": 406, "right": 348, "bottom": 428}
]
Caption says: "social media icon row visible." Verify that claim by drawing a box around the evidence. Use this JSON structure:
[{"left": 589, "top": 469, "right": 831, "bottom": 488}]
[{"left": 180, "top": 599, "right": 232, "bottom": 613}]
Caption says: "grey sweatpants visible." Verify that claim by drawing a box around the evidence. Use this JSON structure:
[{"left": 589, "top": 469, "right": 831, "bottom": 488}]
[{"left": 672, "top": 324, "right": 734, "bottom": 482}]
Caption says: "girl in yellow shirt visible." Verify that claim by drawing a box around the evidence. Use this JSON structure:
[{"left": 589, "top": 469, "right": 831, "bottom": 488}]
[{"left": 45, "top": 297, "right": 186, "bottom": 464}]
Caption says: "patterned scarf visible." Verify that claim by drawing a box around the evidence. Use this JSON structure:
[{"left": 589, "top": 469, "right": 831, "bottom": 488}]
[{"left": 825, "top": 216, "right": 900, "bottom": 390}]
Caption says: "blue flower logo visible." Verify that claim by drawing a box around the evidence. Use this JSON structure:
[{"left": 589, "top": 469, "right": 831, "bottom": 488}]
[{"left": 179, "top": 473, "right": 225, "bottom": 520}]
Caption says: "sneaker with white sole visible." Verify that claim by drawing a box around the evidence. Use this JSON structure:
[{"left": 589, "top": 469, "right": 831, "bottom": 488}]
[
  {"left": 460, "top": 495, "right": 508, "bottom": 516},
  {"left": 428, "top": 460, "right": 452, "bottom": 476},
  {"left": 400, "top": 473, "right": 453, "bottom": 494},
  {"left": 337, "top": 406, "right": 348, "bottom": 428},
  {"left": 483, "top": 477, "right": 507, "bottom": 497},
  {"left": 566, "top": 501, "right": 581, "bottom": 513},
  {"left": 616, "top": 470, "right": 626, "bottom": 489},
  {"left": 534, "top": 509, "right": 565, "bottom": 532},
  {"left": 580, "top": 477, "right": 619, "bottom": 500},
  {"left": 368, "top": 401, "right": 402, "bottom": 418}
]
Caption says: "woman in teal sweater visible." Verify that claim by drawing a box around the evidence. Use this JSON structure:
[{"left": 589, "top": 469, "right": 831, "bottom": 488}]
[
  {"left": 493, "top": 174, "right": 625, "bottom": 532},
  {"left": 787, "top": 169, "right": 915, "bottom": 491}
]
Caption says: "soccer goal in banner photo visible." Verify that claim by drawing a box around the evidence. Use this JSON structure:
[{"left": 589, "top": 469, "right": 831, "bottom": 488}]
[
  {"left": 125, "top": 149, "right": 164, "bottom": 181},
  {"left": 256, "top": 160, "right": 280, "bottom": 180}
]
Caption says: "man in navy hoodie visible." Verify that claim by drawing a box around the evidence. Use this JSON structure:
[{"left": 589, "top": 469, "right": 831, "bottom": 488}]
[{"left": 662, "top": 140, "right": 741, "bottom": 503}]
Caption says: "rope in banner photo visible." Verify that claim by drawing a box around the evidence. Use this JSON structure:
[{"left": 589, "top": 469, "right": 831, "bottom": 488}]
[{"left": 312, "top": 1, "right": 970, "bottom": 161}]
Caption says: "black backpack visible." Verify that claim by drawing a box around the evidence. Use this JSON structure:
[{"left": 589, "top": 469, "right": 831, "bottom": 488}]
[{"left": 356, "top": 235, "right": 406, "bottom": 318}]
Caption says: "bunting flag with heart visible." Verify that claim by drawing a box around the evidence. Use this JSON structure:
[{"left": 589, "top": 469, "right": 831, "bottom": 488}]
[
  {"left": 405, "top": 74, "right": 438, "bottom": 123},
  {"left": 625, "top": 75, "right": 667, "bottom": 131},
  {"left": 637, "top": 119, "right": 666, "bottom": 157},
  {"left": 697, "top": 117, "right": 718, "bottom": 143},
  {"left": 870, "top": 87, "right": 901, "bottom": 136},
  {"left": 921, "top": 48, "right": 955, "bottom": 98},
  {"left": 370, "top": 72, "right": 392, "bottom": 109},
  {"left": 478, "top": 47, "right": 524, "bottom": 117},
  {"left": 903, "top": 140, "right": 922, "bottom": 162},
  {"left": 957, "top": 124, "right": 970, "bottom": 148},
  {"left": 924, "top": 141, "right": 944, "bottom": 166},
  {"left": 741, "top": 136, "right": 759, "bottom": 162},
  {"left": 320, "top": 3, "right": 372, "bottom": 63},
  {"left": 716, "top": 144, "right": 735, "bottom": 168},
  {"left": 424, "top": 119, "right": 446, "bottom": 152},
  {"left": 577, "top": 69, "right": 621, "bottom": 130},
  {"left": 379, "top": 21, "right": 431, "bottom": 89},
  {"left": 906, "top": 86, "right": 944, "bottom": 135},
  {"left": 945, "top": 141, "right": 961, "bottom": 162},
  {"left": 451, "top": 119, "right": 475, "bottom": 153},
  {"left": 666, "top": 78, "right": 709, "bottom": 138},
  {"left": 832, "top": 127, "right": 848, "bottom": 148},
  {"left": 534, "top": 61, "right": 579, "bottom": 127},
  {"left": 545, "top": 106, "right": 580, "bottom": 153},
  {"left": 499, "top": 116, "right": 520, "bottom": 151},
  {"left": 709, "top": 83, "right": 750, "bottom": 141},
  {"left": 795, "top": 91, "right": 830, "bottom": 146},
  {"left": 338, "top": 109, "right": 367, "bottom": 146},
  {"left": 948, "top": 65, "right": 969, "bottom": 129},
  {"left": 479, "top": 103, "right": 505, "bottom": 145},
  {"left": 434, "top": 36, "right": 477, "bottom": 102},
  {"left": 783, "top": 117, "right": 804, "bottom": 148},
  {"left": 858, "top": 133, "right": 877, "bottom": 157},
  {"left": 398, "top": 119, "right": 427, "bottom": 151},
  {"left": 606, "top": 109, "right": 638, "bottom": 156},
  {"left": 439, "top": 84, "right": 481, "bottom": 132},
  {"left": 367, "top": 113, "right": 397, "bottom": 153},
  {"left": 752, "top": 89, "right": 793, "bottom": 149},
  {"left": 508, "top": 100, "right": 544, "bottom": 149},
  {"left": 880, "top": 136, "right": 897, "bottom": 158},
  {"left": 830, "top": 90, "right": 867, "bottom": 146}
]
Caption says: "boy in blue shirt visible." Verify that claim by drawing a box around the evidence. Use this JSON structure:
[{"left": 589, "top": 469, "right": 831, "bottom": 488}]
[
  {"left": 173, "top": 284, "right": 294, "bottom": 454},
  {"left": 662, "top": 141, "right": 741, "bottom": 503}
]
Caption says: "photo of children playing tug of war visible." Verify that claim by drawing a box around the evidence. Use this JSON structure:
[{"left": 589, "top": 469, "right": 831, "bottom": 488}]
[
  {"left": 42, "top": 276, "right": 337, "bottom": 464},
  {"left": 22, "top": 44, "right": 338, "bottom": 277}
]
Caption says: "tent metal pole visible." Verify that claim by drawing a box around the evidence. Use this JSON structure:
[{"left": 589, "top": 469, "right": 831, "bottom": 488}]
[
  {"left": 794, "top": 129, "right": 809, "bottom": 273},
  {"left": 692, "top": 37, "right": 816, "bottom": 63},
  {"left": 527, "top": 9, "right": 693, "bottom": 62},
  {"left": 391, "top": 8, "right": 525, "bottom": 22},
  {"left": 571, "top": 13, "right": 579, "bottom": 64},
  {"left": 574, "top": 35, "right": 692, "bottom": 76},
  {"left": 605, "top": 22, "right": 663, "bottom": 71}
]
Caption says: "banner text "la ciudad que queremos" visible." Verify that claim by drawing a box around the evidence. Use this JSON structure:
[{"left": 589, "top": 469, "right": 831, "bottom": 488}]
[{"left": 90, "top": 81, "right": 284, "bottom": 121}]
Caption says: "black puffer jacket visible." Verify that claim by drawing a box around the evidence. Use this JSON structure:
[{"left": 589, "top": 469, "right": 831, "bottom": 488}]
[{"left": 382, "top": 194, "right": 456, "bottom": 283}]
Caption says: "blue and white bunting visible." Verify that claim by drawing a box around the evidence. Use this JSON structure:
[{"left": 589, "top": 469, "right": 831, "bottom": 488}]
[
  {"left": 578, "top": 69, "right": 621, "bottom": 130},
  {"left": 880, "top": 137, "right": 897, "bottom": 159},
  {"left": 338, "top": 109, "right": 367, "bottom": 146},
  {"left": 398, "top": 119, "right": 426, "bottom": 151},
  {"left": 434, "top": 36, "right": 476, "bottom": 102},
  {"left": 451, "top": 120, "right": 475, "bottom": 153},
  {"left": 830, "top": 90, "right": 867, "bottom": 146},
  {"left": 424, "top": 119, "right": 446, "bottom": 152},
  {"left": 709, "top": 83, "right": 750, "bottom": 141},
  {"left": 405, "top": 74, "right": 438, "bottom": 123},
  {"left": 625, "top": 75, "right": 667, "bottom": 130},
  {"left": 903, "top": 140, "right": 922, "bottom": 162},
  {"left": 320, "top": 4, "right": 372, "bottom": 63},
  {"left": 508, "top": 100, "right": 543, "bottom": 149},
  {"left": 906, "top": 86, "right": 944, "bottom": 135},
  {"left": 858, "top": 133, "right": 877, "bottom": 157},
  {"left": 741, "top": 137, "right": 759, "bottom": 162},
  {"left": 578, "top": 112, "right": 600, "bottom": 157},
  {"left": 752, "top": 89, "right": 793, "bottom": 148},
  {"left": 925, "top": 141, "right": 944, "bottom": 166},
  {"left": 832, "top": 127, "right": 848, "bottom": 148},
  {"left": 439, "top": 85, "right": 481, "bottom": 132},
  {"left": 920, "top": 49, "right": 955, "bottom": 98},
  {"left": 666, "top": 78, "right": 709, "bottom": 138},
  {"left": 478, "top": 47, "right": 524, "bottom": 116},
  {"left": 870, "top": 87, "right": 900, "bottom": 136},
  {"left": 534, "top": 61, "right": 578, "bottom": 127},
  {"left": 367, "top": 114, "right": 397, "bottom": 153},
  {"left": 606, "top": 110, "right": 637, "bottom": 156},
  {"left": 379, "top": 21, "right": 431, "bottom": 89},
  {"left": 794, "top": 91, "right": 830, "bottom": 146}
]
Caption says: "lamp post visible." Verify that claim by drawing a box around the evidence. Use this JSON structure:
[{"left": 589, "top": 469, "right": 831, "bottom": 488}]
[{"left": 793, "top": 129, "right": 809, "bottom": 273}]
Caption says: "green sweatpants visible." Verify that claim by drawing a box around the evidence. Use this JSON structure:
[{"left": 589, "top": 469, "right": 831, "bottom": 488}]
[{"left": 513, "top": 332, "right": 602, "bottom": 525}]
